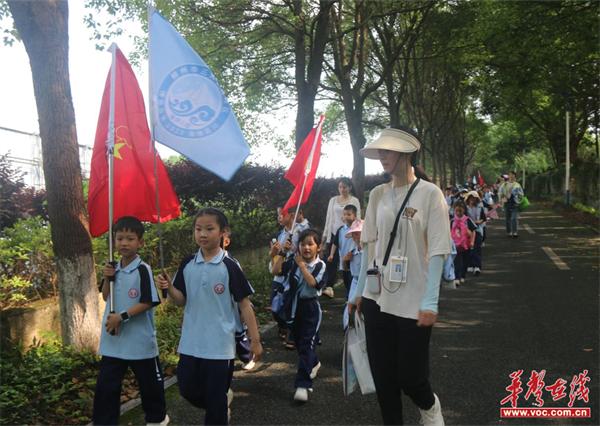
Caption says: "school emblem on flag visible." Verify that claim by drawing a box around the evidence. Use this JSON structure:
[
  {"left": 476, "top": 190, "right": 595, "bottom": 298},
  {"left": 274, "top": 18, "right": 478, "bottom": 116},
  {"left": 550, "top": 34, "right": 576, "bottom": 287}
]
[{"left": 157, "top": 65, "right": 230, "bottom": 138}]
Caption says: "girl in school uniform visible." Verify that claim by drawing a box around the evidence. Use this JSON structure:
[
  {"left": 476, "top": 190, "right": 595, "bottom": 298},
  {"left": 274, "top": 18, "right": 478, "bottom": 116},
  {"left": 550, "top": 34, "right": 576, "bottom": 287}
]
[
  {"left": 465, "top": 191, "right": 486, "bottom": 275},
  {"left": 349, "top": 127, "right": 451, "bottom": 426},
  {"left": 272, "top": 228, "right": 327, "bottom": 403},
  {"left": 157, "top": 208, "right": 262, "bottom": 425}
]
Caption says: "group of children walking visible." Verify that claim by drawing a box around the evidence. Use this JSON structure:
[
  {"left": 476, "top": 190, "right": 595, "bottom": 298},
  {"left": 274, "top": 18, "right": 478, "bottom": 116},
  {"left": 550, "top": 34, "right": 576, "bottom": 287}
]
[
  {"left": 92, "top": 204, "right": 363, "bottom": 426},
  {"left": 447, "top": 189, "right": 488, "bottom": 287},
  {"left": 93, "top": 210, "right": 262, "bottom": 426},
  {"left": 268, "top": 205, "right": 364, "bottom": 403},
  {"left": 96, "top": 186, "right": 487, "bottom": 424}
]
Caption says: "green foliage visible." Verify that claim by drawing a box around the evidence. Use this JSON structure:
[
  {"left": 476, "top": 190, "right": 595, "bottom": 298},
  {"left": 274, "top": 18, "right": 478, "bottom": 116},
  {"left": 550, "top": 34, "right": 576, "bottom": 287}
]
[
  {"left": 0, "top": 217, "right": 56, "bottom": 308},
  {"left": 0, "top": 340, "right": 99, "bottom": 425},
  {"left": 154, "top": 303, "right": 183, "bottom": 368},
  {"left": 0, "top": 155, "right": 47, "bottom": 228},
  {"left": 573, "top": 202, "right": 598, "bottom": 217}
]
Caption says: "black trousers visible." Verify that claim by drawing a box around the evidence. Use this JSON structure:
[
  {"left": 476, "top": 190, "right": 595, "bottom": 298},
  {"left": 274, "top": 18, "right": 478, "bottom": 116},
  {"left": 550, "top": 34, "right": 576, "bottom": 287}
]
[
  {"left": 93, "top": 356, "right": 166, "bottom": 425},
  {"left": 292, "top": 298, "right": 321, "bottom": 388},
  {"left": 177, "top": 354, "right": 234, "bottom": 425},
  {"left": 362, "top": 298, "right": 435, "bottom": 425},
  {"left": 342, "top": 270, "right": 353, "bottom": 298},
  {"left": 324, "top": 243, "right": 339, "bottom": 286}
]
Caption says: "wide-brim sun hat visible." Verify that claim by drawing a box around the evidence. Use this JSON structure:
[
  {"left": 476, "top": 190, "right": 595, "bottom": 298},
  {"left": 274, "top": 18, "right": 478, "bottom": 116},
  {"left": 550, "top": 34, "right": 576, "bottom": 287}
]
[
  {"left": 360, "top": 128, "right": 421, "bottom": 159},
  {"left": 345, "top": 219, "right": 364, "bottom": 238},
  {"left": 466, "top": 190, "right": 480, "bottom": 200}
]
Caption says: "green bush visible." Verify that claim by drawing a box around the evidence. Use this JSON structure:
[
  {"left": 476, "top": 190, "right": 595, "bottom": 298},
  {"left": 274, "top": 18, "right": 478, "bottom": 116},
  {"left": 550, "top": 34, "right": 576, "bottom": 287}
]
[
  {"left": 155, "top": 302, "right": 183, "bottom": 369},
  {"left": 0, "top": 340, "right": 99, "bottom": 425},
  {"left": 0, "top": 217, "right": 56, "bottom": 308}
]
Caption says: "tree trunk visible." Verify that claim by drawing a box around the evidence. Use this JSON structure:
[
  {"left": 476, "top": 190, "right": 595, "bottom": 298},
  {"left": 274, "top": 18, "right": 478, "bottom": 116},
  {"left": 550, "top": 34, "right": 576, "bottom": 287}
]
[
  {"left": 293, "top": 0, "right": 332, "bottom": 151},
  {"left": 8, "top": 0, "right": 100, "bottom": 350}
]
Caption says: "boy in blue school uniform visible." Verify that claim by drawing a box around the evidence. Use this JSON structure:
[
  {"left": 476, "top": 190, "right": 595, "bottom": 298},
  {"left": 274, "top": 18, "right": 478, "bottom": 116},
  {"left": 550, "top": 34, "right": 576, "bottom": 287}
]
[
  {"left": 327, "top": 204, "right": 357, "bottom": 297},
  {"left": 269, "top": 207, "right": 306, "bottom": 349},
  {"left": 342, "top": 219, "right": 363, "bottom": 329},
  {"left": 93, "top": 216, "right": 168, "bottom": 426},
  {"left": 157, "top": 208, "right": 262, "bottom": 425},
  {"left": 273, "top": 228, "right": 327, "bottom": 403}
]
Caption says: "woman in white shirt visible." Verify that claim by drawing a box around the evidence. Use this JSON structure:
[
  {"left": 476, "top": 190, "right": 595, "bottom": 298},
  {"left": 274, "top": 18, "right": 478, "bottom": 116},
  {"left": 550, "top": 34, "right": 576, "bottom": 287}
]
[
  {"left": 349, "top": 127, "right": 450, "bottom": 426},
  {"left": 321, "top": 177, "right": 361, "bottom": 294}
]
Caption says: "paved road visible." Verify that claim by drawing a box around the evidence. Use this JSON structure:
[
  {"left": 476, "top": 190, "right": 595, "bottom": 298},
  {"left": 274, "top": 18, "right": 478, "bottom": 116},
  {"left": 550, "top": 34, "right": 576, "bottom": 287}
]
[{"left": 123, "top": 205, "right": 599, "bottom": 425}]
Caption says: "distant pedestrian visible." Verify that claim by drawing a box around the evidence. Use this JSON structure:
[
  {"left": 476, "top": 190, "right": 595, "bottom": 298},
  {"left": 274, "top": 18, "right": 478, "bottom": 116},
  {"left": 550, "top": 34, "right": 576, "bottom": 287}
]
[
  {"left": 93, "top": 216, "right": 168, "bottom": 426},
  {"left": 349, "top": 127, "right": 450, "bottom": 425},
  {"left": 465, "top": 192, "right": 486, "bottom": 275},
  {"left": 451, "top": 201, "right": 477, "bottom": 286},
  {"left": 157, "top": 208, "right": 262, "bottom": 425},
  {"left": 322, "top": 178, "right": 361, "bottom": 297},
  {"left": 343, "top": 219, "right": 363, "bottom": 329},
  {"left": 498, "top": 171, "right": 524, "bottom": 237},
  {"left": 328, "top": 204, "right": 358, "bottom": 298}
]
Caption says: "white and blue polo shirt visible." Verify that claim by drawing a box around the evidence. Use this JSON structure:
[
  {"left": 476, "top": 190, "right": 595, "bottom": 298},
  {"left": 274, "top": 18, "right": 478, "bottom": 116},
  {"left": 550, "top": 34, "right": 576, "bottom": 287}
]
[
  {"left": 335, "top": 224, "right": 355, "bottom": 271},
  {"left": 281, "top": 257, "right": 327, "bottom": 300},
  {"left": 99, "top": 256, "right": 160, "bottom": 360},
  {"left": 174, "top": 248, "right": 254, "bottom": 360}
]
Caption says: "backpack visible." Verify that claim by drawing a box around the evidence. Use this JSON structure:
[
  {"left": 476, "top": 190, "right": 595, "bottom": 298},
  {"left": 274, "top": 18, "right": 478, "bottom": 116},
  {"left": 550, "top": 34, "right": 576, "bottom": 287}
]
[{"left": 451, "top": 215, "right": 471, "bottom": 252}]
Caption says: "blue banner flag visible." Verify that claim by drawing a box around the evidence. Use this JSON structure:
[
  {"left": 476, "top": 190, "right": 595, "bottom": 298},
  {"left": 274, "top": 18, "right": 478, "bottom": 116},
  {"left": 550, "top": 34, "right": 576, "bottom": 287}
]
[{"left": 149, "top": 10, "right": 250, "bottom": 181}]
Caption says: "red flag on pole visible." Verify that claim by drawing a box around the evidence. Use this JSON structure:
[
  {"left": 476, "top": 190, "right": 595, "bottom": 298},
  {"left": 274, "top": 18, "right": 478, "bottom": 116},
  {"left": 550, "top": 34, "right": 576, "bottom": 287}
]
[
  {"left": 88, "top": 47, "right": 180, "bottom": 237},
  {"left": 477, "top": 170, "right": 485, "bottom": 187},
  {"left": 282, "top": 115, "right": 325, "bottom": 213}
]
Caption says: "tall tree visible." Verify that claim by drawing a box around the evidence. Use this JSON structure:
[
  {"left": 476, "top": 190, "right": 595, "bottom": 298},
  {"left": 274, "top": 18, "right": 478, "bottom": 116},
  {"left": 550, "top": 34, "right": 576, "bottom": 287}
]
[
  {"left": 7, "top": 0, "right": 100, "bottom": 350},
  {"left": 85, "top": 0, "right": 334, "bottom": 151},
  {"left": 476, "top": 0, "right": 598, "bottom": 166}
]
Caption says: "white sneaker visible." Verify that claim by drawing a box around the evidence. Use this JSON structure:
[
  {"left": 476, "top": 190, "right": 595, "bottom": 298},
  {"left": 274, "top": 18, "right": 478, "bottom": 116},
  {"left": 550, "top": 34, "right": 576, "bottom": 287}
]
[
  {"left": 242, "top": 358, "right": 256, "bottom": 371},
  {"left": 467, "top": 267, "right": 474, "bottom": 273},
  {"left": 310, "top": 362, "right": 321, "bottom": 379},
  {"left": 294, "top": 387, "right": 309, "bottom": 402},
  {"left": 147, "top": 414, "right": 170, "bottom": 426},
  {"left": 451, "top": 280, "right": 459, "bottom": 289},
  {"left": 460, "top": 278, "right": 465, "bottom": 284},
  {"left": 474, "top": 267, "right": 481, "bottom": 276},
  {"left": 419, "top": 394, "right": 444, "bottom": 426},
  {"left": 322, "top": 287, "right": 335, "bottom": 298}
]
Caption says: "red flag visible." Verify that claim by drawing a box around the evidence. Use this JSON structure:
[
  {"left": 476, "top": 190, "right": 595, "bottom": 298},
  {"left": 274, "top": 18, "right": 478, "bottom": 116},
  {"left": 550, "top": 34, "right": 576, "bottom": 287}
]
[
  {"left": 88, "top": 47, "right": 180, "bottom": 237},
  {"left": 477, "top": 170, "right": 485, "bottom": 187},
  {"left": 282, "top": 115, "right": 325, "bottom": 212}
]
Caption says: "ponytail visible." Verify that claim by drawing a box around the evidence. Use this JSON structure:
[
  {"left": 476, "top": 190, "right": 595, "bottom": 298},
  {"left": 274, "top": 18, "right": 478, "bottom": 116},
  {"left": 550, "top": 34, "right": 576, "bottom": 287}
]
[{"left": 410, "top": 151, "right": 431, "bottom": 182}]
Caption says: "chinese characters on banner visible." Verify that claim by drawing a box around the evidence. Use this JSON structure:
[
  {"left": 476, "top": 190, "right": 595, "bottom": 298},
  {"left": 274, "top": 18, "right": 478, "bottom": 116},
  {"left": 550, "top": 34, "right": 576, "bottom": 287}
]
[{"left": 500, "top": 369, "right": 591, "bottom": 419}]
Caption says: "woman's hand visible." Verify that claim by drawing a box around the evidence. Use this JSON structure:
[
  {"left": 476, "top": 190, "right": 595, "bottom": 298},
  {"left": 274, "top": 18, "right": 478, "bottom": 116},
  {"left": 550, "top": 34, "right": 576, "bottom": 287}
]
[
  {"left": 348, "top": 296, "right": 362, "bottom": 315},
  {"left": 417, "top": 310, "right": 437, "bottom": 327}
]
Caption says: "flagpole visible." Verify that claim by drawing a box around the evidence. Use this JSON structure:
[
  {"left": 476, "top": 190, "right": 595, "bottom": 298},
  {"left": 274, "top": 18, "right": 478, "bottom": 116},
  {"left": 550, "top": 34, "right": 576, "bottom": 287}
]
[
  {"left": 148, "top": 3, "right": 168, "bottom": 299},
  {"left": 290, "top": 115, "right": 325, "bottom": 236},
  {"left": 107, "top": 43, "right": 118, "bottom": 322}
]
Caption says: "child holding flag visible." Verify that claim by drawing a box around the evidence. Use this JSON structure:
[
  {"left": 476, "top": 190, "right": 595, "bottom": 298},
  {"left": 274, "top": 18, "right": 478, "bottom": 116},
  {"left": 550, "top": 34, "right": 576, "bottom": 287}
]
[
  {"left": 272, "top": 228, "right": 327, "bottom": 403},
  {"left": 93, "top": 216, "right": 168, "bottom": 426},
  {"left": 157, "top": 208, "right": 262, "bottom": 425}
]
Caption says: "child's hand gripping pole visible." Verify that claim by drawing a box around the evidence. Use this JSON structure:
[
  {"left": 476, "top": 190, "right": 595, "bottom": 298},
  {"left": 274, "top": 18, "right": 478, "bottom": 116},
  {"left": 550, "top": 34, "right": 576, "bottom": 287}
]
[{"left": 160, "top": 270, "right": 168, "bottom": 300}]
